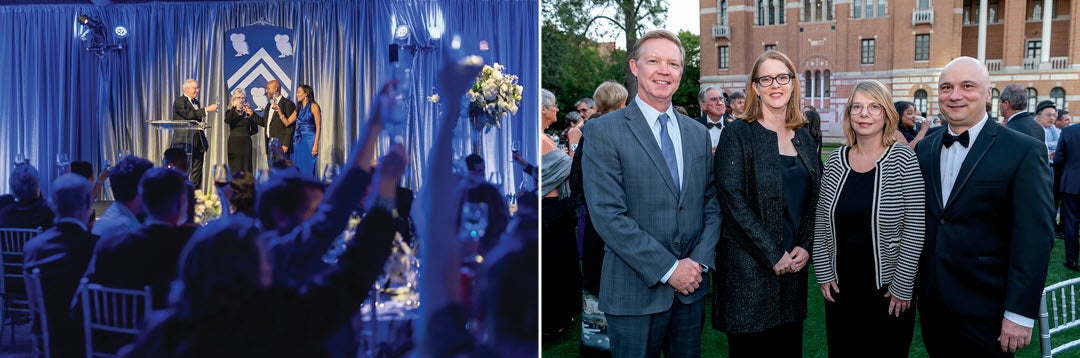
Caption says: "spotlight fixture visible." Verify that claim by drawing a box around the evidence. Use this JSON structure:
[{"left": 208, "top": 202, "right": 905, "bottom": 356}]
[
  {"left": 78, "top": 14, "right": 89, "bottom": 25},
  {"left": 114, "top": 26, "right": 128, "bottom": 38},
  {"left": 395, "top": 25, "right": 409, "bottom": 40}
]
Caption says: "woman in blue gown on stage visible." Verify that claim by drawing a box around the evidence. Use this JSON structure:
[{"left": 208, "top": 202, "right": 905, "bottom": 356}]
[{"left": 287, "top": 84, "right": 321, "bottom": 177}]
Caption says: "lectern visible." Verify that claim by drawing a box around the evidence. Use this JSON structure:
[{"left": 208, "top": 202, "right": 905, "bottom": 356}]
[{"left": 148, "top": 120, "right": 208, "bottom": 176}]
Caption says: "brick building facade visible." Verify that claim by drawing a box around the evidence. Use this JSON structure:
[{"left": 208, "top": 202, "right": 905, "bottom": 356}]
[{"left": 699, "top": 0, "right": 1080, "bottom": 142}]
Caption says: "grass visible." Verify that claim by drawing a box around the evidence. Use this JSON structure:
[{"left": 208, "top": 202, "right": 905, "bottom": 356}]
[
  {"left": 544, "top": 238, "right": 1080, "bottom": 357},
  {"left": 542, "top": 145, "right": 1080, "bottom": 356}
]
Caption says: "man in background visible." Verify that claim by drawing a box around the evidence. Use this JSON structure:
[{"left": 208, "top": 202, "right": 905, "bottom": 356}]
[{"left": 695, "top": 85, "right": 728, "bottom": 153}]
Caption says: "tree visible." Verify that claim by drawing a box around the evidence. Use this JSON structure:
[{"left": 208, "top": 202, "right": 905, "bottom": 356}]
[
  {"left": 541, "top": 22, "right": 624, "bottom": 132},
  {"left": 543, "top": 0, "right": 669, "bottom": 100},
  {"left": 673, "top": 30, "right": 701, "bottom": 118}
]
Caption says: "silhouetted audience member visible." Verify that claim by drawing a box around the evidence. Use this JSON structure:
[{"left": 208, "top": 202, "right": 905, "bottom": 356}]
[
  {"left": 227, "top": 171, "right": 256, "bottom": 217},
  {"left": 93, "top": 156, "right": 153, "bottom": 239},
  {"left": 119, "top": 149, "right": 403, "bottom": 358},
  {"left": 23, "top": 173, "right": 98, "bottom": 357},
  {"left": 458, "top": 154, "right": 510, "bottom": 256},
  {"left": 0, "top": 164, "right": 54, "bottom": 230},
  {"left": 82, "top": 167, "right": 196, "bottom": 354},
  {"left": 162, "top": 147, "right": 189, "bottom": 175}
]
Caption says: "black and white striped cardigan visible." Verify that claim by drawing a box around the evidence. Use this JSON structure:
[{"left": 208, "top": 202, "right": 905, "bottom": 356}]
[{"left": 812, "top": 143, "right": 926, "bottom": 300}]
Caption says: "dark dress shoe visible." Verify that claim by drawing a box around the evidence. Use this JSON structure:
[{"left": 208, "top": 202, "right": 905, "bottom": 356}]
[{"left": 1065, "top": 262, "right": 1080, "bottom": 271}]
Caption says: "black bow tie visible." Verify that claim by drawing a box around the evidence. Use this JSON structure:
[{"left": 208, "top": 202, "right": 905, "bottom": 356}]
[
  {"left": 191, "top": 98, "right": 200, "bottom": 106},
  {"left": 942, "top": 130, "right": 970, "bottom": 148},
  {"left": 705, "top": 121, "right": 722, "bottom": 130}
]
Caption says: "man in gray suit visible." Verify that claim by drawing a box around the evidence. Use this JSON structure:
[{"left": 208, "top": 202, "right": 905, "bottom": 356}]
[
  {"left": 999, "top": 83, "right": 1044, "bottom": 141},
  {"left": 582, "top": 29, "right": 721, "bottom": 358}
]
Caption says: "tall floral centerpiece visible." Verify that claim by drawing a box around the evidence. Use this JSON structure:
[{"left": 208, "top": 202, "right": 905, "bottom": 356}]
[{"left": 466, "top": 62, "right": 523, "bottom": 152}]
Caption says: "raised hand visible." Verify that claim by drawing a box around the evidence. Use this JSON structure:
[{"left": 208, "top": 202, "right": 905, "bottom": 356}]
[{"left": 206, "top": 103, "right": 219, "bottom": 112}]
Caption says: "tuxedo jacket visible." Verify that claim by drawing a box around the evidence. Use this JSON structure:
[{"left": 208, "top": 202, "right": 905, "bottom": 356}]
[
  {"left": 581, "top": 100, "right": 721, "bottom": 316},
  {"left": 914, "top": 119, "right": 1053, "bottom": 320},
  {"left": 252, "top": 96, "right": 297, "bottom": 150},
  {"left": 694, "top": 114, "right": 728, "bottom": 129},
  {"left": 1056, "top": 124, "right": 1080, "bottom": 194},
  {"left": 171, "top": 95, "right": 211, "bottom": 151},
  {"left": 82, "top": 223, "right": 197, "bottom": 310},
  {"left": 1005, "top": 111, "right": 1046, "bottom": 142},
  {"left": 23, "top": 222, "right": 99, "bottom": 358}
]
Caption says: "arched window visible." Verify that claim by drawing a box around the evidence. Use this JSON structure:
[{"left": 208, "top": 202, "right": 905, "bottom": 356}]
[
  {"left": 804, "top": 0, "right": 811, "bottom": 21},
  {"left": 823, "top": 70, "right": 831, "bottom": 97},
  {"left": 990, "top": 88, "right": 1000, "bottom": 121},
  {"left": 1051, "top": 87, "right": 1066, "bottom": 109},
  {"left": 1028, "top": 88, "right": 1038, "bottom": 113},
  {"left": 914, "top": 89, "right": 928, "bottom": 116},
  {"left": 718, "top": 0, "right": 729, "bottom": 25},
  {"left": 805, "top": 70, "right": 814, "bottom": 98},
  {"left": 814, "top": 70, "right": 821, "bottom": 99}
]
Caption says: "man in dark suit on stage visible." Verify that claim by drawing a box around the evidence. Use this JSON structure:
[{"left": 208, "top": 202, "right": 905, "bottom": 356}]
[
  {"left": 998, "top": 83, "right": 1044, "bottom": 141},
  {"left": 252, "top": 79, "right": 296, "bottom": 162},
  {"left": 915, "top": 56, "right": 1053, "bottom": 357},
  {"left": 172, "top": 79, "right": 218, "bottom": 188},
  {"left": 695, "top": 85, "right": 728, "bottom": 154},
  {"left": 23, "top": 173, "right": 99, "bottom": 358},
  {"left": 582, "top": 29, "right": 721, "bottom": 358}
]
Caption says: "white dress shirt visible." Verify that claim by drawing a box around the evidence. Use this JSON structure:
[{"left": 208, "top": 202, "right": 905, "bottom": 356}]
[
  {"left": 705, "top": 115, "right": 724, "bottom": 148},
  {"left": 634, "top": 96, "right": 686, "bottom": 284},
  {"left": 940, "top": 115, "right": 988, "bottom": 207}
]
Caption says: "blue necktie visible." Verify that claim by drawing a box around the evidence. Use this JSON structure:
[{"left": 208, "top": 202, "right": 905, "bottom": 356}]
[{"left": 658, "top": 113, "right": 680, "bottom": 193}]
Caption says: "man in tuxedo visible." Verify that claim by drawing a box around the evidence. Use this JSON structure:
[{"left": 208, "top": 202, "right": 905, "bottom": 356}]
[
  {"left": 915, "top": 56, "right": 1053, "bottom": 356},
  {"left": 728, "top": 91, "right": 745, "bottom": 118},
  {"left": 253, "top": 80, "right": 296, "bottom": 162},
  {"left": 1055, "top": 109, "right": 1080, "bottom": 271},
  {"left": 23, "top": 174, "right": 99, "bottom": 357},
  {"left": 695, "top": 85, "right": 727, "bottom": 153},
  {"left": 998, "top": 84, "right": 1044, "bottom": 141},
  {"left": 582, "top": 29, "right": 721, "bottom": 358},
  {"left": 172, "top": 79, "right": 218, "bottom": 188}
]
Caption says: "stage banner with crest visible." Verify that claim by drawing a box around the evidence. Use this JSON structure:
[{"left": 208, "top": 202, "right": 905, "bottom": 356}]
[{"left": 223, "top": 24, "right": 296, "bottom": 169}]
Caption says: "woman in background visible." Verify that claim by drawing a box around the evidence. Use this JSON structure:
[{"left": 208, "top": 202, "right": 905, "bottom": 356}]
[
  {"left": 224, "top": 88, "right": 257, "bottom": 174},
  {"left": 712, "top": 50, "right": 821, "bottom": 357},
  {"left": 814, "top": 80, "right": 925, "bottom": 357},
  {"left": 893, "top": 101, "right": 929, "bottom": 148},
  {"left": 286, "top": 84, "right": 321, "bottom": 177}
]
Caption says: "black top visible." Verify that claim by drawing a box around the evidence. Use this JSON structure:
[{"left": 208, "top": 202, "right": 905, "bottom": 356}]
[
  {"left": 780, "top": 154, "right": 810, "bottom": 252},
  {"left": 224, "top": 108, "right": 257, "bottom": 137},
  {"left": 834, "top": 166, "right": 875, "bottom": 293}
]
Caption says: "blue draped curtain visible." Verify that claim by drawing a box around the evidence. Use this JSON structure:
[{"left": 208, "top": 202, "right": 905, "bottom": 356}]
[{"left": 0, "top": 0, "right": 538, "bottom": 199}]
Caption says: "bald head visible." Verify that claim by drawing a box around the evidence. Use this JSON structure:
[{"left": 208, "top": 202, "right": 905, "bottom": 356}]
[
  {"left": 265, "top": 80, "right": 281, "bottom": 98},
  {"left": 938, "top": 56, "right": 991, "bottom": 132}
]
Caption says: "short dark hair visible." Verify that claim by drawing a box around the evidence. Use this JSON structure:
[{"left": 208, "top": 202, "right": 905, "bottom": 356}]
[
  {"left": 163, "top": 148, "right": 188, "bottom": 171},
  {"left": 69, "top": 161, "right": 93, "bottom": 181},
  {"left": 139, "top": 167, "right": 188, "bottom": 218},
  {"left": 465, "top": 154, "right": 484, "bottom": 171},
  {"left": 175, "top": 214, "right": 266, "bottom": 319},
  {"left": 1000, "top": 84, "right": 1028, "bottom": 111},
  {"left": 110, "top": 155, "right": 154, "bottom": 203},
  {"left": 256, "top": 173, "right": 324, "bottom": 231},
  {"left": 729, "top": 91, "right": 745, "bottom": 101},
  {"left": 228, "top": 171, "right": 256, "bottom": 216}
]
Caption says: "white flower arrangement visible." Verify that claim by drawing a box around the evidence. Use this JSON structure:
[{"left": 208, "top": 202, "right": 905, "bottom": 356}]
[
  {"left": 193, "top": 189, "right": 222, "bottom": 225},
  {"left": 466, "top": 62, "right": 523, "bottom": 132},
  {"left": 427, "top": 93, "right": 440, "bottom": 103}
]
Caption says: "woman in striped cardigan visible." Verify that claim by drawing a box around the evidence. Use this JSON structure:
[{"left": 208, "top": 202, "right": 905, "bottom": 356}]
[{"left": 812, "top": 80, "right": 926, "bottom": 358}]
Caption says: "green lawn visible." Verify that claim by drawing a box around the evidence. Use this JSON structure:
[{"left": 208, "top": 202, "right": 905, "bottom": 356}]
[{"left": 542, "top": 183, "right": 1080, "bottom": 356}]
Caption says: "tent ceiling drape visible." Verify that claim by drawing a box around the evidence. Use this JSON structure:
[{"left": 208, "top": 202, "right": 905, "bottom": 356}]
[{"left": 0, "top": 0, "right": 538, "bottom": 198}]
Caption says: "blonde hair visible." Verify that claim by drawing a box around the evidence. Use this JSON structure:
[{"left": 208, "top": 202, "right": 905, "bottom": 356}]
[
  {"left": 740, "top": 51, "right": 805, "bottom": 130},
  {"left": 841, "top": 80, "right": 899, "bottom": 148},
  {"left": 630, "top": 30, "right": 684, "bottom": 63},
  {"left": 229, "top": 88, "right": 247, "bottom": 110},
  {"left": 593, "top": 81, "right": 628, "bottom": 115}
]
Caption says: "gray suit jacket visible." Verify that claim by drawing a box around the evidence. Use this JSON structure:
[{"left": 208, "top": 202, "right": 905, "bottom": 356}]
[{"left": 582, "top": 100, "right": 722, "bottom": 316}]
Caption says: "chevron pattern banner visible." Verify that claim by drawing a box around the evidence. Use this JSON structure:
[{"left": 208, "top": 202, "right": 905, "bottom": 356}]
[{"left": 224, "top": 25, "right": 296, "bottom": 112}]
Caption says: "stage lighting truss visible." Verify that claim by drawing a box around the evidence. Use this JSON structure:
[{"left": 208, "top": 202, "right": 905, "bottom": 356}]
[{"left": 77, "top": 14, "right": 127, "bottom": 56}]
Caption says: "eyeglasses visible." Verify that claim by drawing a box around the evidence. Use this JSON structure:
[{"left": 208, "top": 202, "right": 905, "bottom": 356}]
[
  {"left": 576, "top": 107, "right": 589, "bottom": 112},
  {"left": 753, "top": 73, "right": 793, "bottom": 87},
  {"left": 705, "top": 97, "right": 725, "bottom": 104},
  {"left": 850, "top": 103, "right": 884, "bottom": 116}
]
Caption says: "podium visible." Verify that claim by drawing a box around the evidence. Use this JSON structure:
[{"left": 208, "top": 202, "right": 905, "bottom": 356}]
[{"left": 148, "top": 120, "right": 208, "bottom": 177}]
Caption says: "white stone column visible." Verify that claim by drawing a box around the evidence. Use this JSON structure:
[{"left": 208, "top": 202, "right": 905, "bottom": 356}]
[
  {"left": 1041, "top": 0, "right": 1053, "bottom": 64},
  {"left": 977, "top": 0, "right": 988, "bottom": 62}
]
